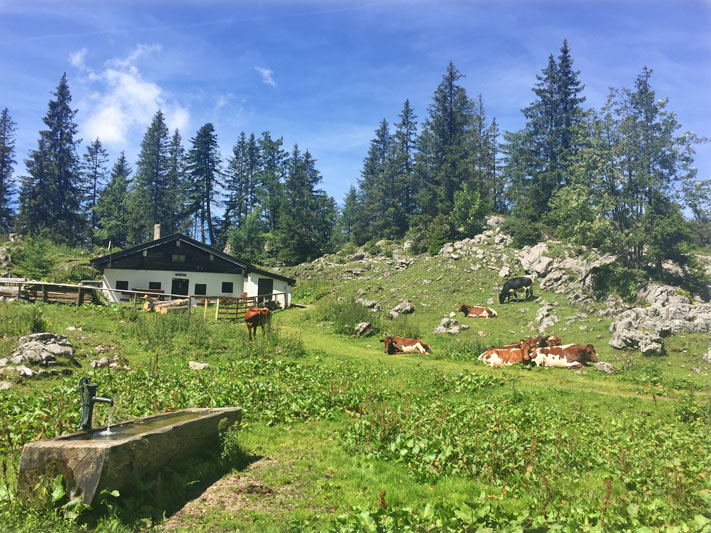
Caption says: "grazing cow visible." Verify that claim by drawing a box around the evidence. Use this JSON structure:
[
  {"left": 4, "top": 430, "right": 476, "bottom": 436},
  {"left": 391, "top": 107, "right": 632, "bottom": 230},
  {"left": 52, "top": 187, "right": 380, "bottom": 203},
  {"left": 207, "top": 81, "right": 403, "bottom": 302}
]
[
  {"left": 244, "top": 307, "right": 271, "bottom": 340},
  {"left": 478, "top": 342, "right": 531, "bottom": 367},
  {"left": 380, "top": 336, "right": 432, "bottom": 355},
  {"left": 528, "top": 344, "right": 598, "bottom": 369},
  {"left": 262, "top": 299, "right": 282, "bottom": 311},
  {"left": 499, "top": 276, "right": 534, "bottom": 304},
  {"left": 457, "top": 304, "right": 497, "bottom": 318}
]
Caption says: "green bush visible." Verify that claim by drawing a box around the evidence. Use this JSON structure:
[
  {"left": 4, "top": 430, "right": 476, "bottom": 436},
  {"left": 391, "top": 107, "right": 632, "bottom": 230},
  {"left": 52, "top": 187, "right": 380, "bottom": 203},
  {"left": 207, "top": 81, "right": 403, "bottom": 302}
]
[
  {"left": 500, "top": 217, "right": 542, "bottom": 248},
  {"left": 316, "top": 297, "right": 381, "bottom": 336}
]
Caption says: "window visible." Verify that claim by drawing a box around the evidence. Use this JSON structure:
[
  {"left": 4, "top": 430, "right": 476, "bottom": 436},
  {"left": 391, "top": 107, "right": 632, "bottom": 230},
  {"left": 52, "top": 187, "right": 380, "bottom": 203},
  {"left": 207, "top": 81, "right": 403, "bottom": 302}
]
[
  {"left": 171, "top": 254, "right": 186, "bottom": 263},
  {"left": 149, "top": 282, "right": 162, "bottom": 290},
  {"left": 116, "top": 281, "right": 128, "bottom": 290},
  {"left": 194, "top": 284, "right": 207, "bottom": 296},
  {"left": 221, "top": 282, "right": 233, "bottom": 293}
]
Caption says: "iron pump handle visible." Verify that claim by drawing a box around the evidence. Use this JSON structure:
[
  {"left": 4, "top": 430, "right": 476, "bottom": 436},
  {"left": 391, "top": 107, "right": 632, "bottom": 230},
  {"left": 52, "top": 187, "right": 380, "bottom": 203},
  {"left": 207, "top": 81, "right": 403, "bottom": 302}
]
[{"left": 78, "top": 377, "right": 112, "bottom": 431}]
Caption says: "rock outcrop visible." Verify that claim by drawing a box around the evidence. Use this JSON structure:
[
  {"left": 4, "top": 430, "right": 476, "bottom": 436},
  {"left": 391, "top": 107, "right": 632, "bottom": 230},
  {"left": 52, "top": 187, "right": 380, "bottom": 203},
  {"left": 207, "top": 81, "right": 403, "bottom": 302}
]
[
  {"left": 433, "top": 316, "right": 470, "bottom": 335},
  {"left": 608, "top": 284, "right": 711, "bottom": 356}
]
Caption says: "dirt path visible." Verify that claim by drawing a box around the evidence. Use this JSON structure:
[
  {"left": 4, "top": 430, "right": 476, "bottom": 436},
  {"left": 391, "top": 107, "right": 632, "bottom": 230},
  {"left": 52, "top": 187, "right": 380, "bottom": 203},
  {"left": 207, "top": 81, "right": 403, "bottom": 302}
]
[{"left": 158, "top": 457, "right": 296, "bottom": 532}]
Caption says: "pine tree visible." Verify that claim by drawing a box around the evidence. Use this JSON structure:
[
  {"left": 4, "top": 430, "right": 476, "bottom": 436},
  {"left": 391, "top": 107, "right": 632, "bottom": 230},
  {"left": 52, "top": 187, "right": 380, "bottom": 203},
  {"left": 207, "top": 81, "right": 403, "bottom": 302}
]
[
  {"left": 0, "top": 108, "right": 17, "bottom": 233},
  {"left": 416, "top": 62, "right": 476, "bottom": 219},
  {"left": 185, "top": 123, "right": 222, "bottom": 244},
  {"left": 390, "top": 100, "right": 418, "bottom": 227},
  {"left": 81, "top": 138, "right": 109, "bottom": 240},
  {"left": 223, "top": 132, "right": 250, "bottom": 231},
  {"left": 95, "top": 152, "right": 132, "bottom": 248},
  {"left": 273, "top": 145, "right": 335, "bottom": 264},
  {"left": 256, "top": 131, "right": 286, "bottom": 233},
  {"left": 17, "top": 74, "right": 83, "bottom": 242},
  {"left": 127, "top": 110, "right": 172, "bottom": 243},
  {"left": 166, "top": 129, "right": 189, "bottom": 234},
  {"left": 504, "top": 40, "right": 586, "bottom": 221},
  {"left": 355, "top": 119, "right": 392, "bottom": 244}
]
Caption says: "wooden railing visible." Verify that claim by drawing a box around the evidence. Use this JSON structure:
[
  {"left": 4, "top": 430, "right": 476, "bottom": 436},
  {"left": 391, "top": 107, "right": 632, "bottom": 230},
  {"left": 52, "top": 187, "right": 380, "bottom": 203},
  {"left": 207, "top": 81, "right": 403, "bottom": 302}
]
[{"left": 0, "top": 279, "right": 288, "bottom": 319}]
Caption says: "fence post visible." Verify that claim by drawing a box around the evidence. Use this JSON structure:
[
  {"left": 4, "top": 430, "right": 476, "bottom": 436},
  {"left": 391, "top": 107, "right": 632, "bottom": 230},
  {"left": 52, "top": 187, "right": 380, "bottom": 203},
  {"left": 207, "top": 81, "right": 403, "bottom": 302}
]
[
  {"left": 215, "top": 297, "right": 220, "bottom": 320},
  {"left": 187, "top": 296, "right": 191, "bottom": 318}
]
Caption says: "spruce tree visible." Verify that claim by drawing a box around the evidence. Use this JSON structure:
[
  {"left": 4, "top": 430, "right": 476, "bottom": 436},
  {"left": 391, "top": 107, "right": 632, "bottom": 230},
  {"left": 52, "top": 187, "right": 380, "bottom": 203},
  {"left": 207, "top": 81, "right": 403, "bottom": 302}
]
[
  {"left": 390, "top": 100, "right": 418, "bottom": 229},
  {"left": 504, "top": 40, "right": 586, "bottom": 222},
  {"left": 17, "top": 74, "right": 83, "bottom": 242},
  {"left": 95, "top": 152, "right": 132, "bottom": 248},
  {"left": 0, "top": 108, "right": 17, "bottom": 233},
  {"left": 274, "top": 145, "right": 335, "bottom": 264},
  {"left": 166, "top": 129, "right": 189, "bottom": 234},
  {"left": 127, "top": 110, "right": 172, "bottom": 243},
  {"left": 256, "top": 131, "right": 286, "bottom": 233},
  {"left": 81, "top": 138, "right": 109, "bottom": 240},
  {"left": 355, "top": 119, "right": 393, "bottom": 243},
  {"left": 416, "top": 62, "right": 476, "bottom": 219},
  {"left": 185, "top": 123, "right": 222, "bottom": 244}
]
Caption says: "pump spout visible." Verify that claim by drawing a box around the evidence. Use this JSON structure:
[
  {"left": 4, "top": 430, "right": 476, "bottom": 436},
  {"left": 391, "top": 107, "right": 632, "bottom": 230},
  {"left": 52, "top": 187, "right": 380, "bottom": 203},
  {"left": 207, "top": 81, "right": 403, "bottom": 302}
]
[{"left": 78, "top": 377, "right": 113, "bottom": 431}]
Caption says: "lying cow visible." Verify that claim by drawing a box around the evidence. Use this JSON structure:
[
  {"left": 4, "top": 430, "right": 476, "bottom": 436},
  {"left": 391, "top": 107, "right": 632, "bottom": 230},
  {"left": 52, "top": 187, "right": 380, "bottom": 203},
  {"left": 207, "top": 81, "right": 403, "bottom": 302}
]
[
  {"left": 380, "top": 336, "right": 431, "bottom": 355},
  {"left": 499, "top": 276, "right": 534, "bottom": 304},
  {"left": 457, "top": 304, "right": 497, "bottom": 318},
  {"left": 245, "top": 307, "right": 271, "bottom": 340},
  {"left": 478, "top": 341, "right": 531, "bottom": 367},
  {"left": 527, "top": 344, "right": 598, "bottom": 369}
]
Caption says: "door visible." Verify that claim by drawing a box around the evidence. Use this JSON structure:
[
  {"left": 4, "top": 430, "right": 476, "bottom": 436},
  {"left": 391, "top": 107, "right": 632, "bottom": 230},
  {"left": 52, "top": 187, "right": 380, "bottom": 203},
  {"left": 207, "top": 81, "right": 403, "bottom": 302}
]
[
  {"left": 171, "top": 278, "right": 189, "bottom": 298},
  {"left": 257, "top": 278, "right": 273, "bottom": 305}
]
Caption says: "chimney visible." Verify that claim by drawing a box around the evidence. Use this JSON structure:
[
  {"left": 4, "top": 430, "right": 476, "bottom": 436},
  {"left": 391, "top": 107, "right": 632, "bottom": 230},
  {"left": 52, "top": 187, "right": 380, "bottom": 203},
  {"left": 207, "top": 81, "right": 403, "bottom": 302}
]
[{"left": 153, "top": 223, "right": 161, "bottom": 240}]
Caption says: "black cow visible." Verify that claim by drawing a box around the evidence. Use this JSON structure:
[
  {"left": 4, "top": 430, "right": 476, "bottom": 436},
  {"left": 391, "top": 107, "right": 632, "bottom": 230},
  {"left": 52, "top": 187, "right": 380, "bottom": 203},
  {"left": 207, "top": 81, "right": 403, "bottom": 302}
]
[{"left": 499, "top": 276, "right": 534, "bottom": 304}]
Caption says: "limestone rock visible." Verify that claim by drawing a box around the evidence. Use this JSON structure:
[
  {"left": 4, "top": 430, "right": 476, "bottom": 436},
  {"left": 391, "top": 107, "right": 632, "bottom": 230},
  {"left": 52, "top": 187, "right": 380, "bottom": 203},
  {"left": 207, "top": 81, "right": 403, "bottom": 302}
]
[
  {"left": 354, "top": 322, "right": 374, "bottom": 337},
  {"left": 0, "top": 381, "right": 11, "bottom": 391},
  {"left": 391, "top": 300, "right": 415, "bottom": 315},
  {"left": 355, "top": 298, "right": 377, "bottom": 308},
  {"left": 704, "top": 348, "right": 711, "bottom": 365},
  {"left": 188, "top": 361, "right": 210, "bottom": 371},
  {"left": 519, "top": 243, "right": 554, "bottom": 277},
  {"left": 433, "top": 316, "right": 466, "bottom": 335},
  {"left": 594, "top": 362, "right": 616, "bottom": 375},
  {"left": 90, "top": 357, "right": 110, "bottom": 369},
  {"left": 498, "top": 265, "right": 511, "bottom": 278}
]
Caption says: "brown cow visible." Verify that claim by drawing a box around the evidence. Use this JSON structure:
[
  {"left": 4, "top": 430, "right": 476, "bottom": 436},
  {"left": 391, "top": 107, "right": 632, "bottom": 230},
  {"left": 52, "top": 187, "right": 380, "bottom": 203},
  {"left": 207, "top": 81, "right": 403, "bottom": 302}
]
[
  {"left": 457, "top": 304, "right": 497, "bottom": 318},
  {"left": 380, "top": 336, "right": 431, "bottom": 355},
  {"left": 245, "top": 307, "right": 271, "bottom": 340},
  {"left": 478, "top": 341, "right": 531, "bottom": 367},
  {"left": 528, "top": 344, "right": 598, "bottom": 369}
]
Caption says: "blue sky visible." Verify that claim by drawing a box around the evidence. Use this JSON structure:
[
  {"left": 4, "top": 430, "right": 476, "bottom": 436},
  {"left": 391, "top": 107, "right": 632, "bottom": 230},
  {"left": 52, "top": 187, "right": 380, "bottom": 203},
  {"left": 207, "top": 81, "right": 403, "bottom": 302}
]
[{"left": 1, "top": 1, "right": 709, "bottom": 205}]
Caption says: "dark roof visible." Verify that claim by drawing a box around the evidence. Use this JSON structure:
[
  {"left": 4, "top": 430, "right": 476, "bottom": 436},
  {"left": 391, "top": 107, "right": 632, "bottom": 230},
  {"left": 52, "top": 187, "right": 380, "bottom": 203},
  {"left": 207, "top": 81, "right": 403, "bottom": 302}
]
[{"left": 90, "top": 233, "right": 295, "bottom": 285}]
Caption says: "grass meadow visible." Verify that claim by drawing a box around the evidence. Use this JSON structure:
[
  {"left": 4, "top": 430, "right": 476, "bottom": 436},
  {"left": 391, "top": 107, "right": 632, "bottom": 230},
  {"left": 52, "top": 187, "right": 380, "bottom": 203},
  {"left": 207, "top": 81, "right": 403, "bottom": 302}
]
[{"left": 0, "top": 249, "right": 710, "bottom": 532}]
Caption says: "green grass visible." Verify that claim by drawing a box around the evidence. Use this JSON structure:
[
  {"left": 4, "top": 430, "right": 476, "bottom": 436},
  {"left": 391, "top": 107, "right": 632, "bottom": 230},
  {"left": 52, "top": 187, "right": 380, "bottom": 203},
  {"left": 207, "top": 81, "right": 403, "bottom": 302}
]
[{"left": 1, "top": 238, "right": 710, "bottom": 531}]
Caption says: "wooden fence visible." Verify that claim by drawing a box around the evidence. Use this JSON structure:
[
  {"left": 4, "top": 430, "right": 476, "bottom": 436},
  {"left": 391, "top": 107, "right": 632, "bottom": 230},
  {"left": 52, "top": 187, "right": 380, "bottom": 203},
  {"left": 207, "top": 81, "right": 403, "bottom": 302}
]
[{"left": 0, "top": 279, "right": 288, "bottom": 320}]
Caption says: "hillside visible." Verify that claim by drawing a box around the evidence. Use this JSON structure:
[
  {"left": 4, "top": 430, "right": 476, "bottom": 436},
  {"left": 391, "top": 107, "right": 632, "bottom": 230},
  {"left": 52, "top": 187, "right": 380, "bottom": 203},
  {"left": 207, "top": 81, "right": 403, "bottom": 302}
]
[
  {"left": 283, "top": 217, "right": 711, "bottom": 379},
  {"left": 1, "top": 225, "right": 710, "bottom": 531}
]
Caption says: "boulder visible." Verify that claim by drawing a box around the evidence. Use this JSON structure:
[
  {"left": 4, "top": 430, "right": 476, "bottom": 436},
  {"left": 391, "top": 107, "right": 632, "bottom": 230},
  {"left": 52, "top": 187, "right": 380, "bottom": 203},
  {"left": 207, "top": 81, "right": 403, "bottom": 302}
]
[
  {"left": 498, "top": 265, "right": 511, "bottom": 278},
  {"left": 391, "top": 300, "right": 415, "bottom": 315},
  {"left": 10, "top": 333, "right": 74, "bottom": 367},
  {"left": 594, "top": 362, "right": 616, "bottom": 375},
  {"left": 188, "top": 361, "right": 210, "bottom": 371},
  {"left": 519, "top": 243, "right": 554, "bottom": 277},
  {"left": 704, "top": 348, "right": 711, "bottom": 365},
  {"left": 0, "top": 381, "right": 11, "bottom": 391},
  {"left": 355, "top": 298, "right": 378, "bottom": 308},
  {"left": 354, "top": 322, "right": 374, "bottom": 337},
  {"left": 90, "top": 357, "right": 110, "bottom": 369}
]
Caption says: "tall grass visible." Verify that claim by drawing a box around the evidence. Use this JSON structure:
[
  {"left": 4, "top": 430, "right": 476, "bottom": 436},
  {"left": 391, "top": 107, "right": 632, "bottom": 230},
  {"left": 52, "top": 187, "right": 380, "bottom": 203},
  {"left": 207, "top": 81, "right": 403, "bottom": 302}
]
[{"left": 0, "top": 302, "right": 51, "bottom": 337}]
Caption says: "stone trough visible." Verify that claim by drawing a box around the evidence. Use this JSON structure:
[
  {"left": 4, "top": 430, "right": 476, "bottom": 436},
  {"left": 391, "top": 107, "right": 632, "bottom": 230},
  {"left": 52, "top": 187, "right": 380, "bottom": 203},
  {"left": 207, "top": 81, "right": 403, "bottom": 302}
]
[{"left": 17, "top": 407, "right": 242, "bottom": 505}]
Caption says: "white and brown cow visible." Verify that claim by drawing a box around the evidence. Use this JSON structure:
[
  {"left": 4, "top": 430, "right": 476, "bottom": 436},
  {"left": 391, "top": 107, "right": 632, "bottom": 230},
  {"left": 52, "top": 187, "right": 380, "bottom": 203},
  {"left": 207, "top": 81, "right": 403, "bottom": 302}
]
[
  {"left": 380, "top": 336, "right": 432, "bottom": 355},
  {"left": 528, "top": 344, "right": 598, "bottom": 369},
  {"left": 457, "top": 304, "right": 497, "bottom": 318},
  {"left": 478, "top": 342, "right": 531, "bottom": 367}
]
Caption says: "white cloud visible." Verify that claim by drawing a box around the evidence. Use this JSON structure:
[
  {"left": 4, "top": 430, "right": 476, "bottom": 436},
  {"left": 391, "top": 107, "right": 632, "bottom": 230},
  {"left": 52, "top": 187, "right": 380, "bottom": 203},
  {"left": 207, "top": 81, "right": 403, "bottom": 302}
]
[
  {"left": 255, "top": 67, "right": 276, "bottom": 87},
  {"left": 69, "top": 48, "right": 88, "bottom": 69},
  {"left": 78, "top": 45, "right": 190, "bottom": 145}
]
